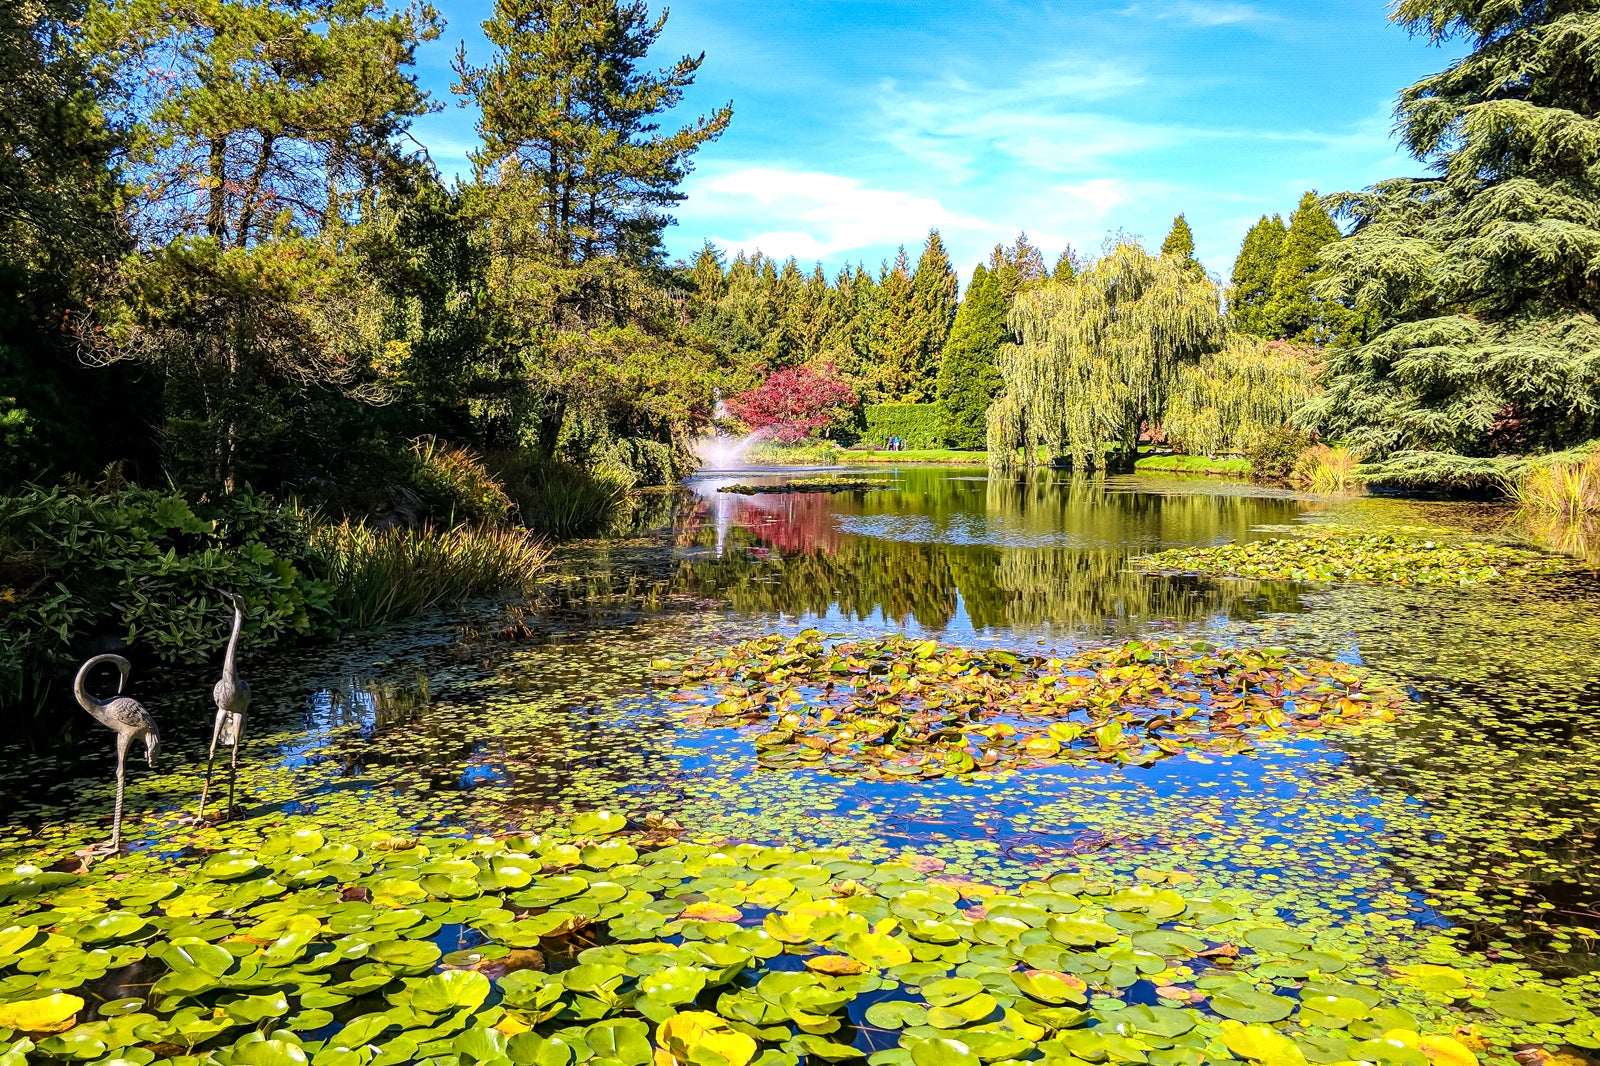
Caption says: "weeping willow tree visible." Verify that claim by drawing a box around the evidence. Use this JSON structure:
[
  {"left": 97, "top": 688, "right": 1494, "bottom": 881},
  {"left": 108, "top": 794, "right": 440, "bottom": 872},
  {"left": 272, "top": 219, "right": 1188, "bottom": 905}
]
[
  {"left": 988, "top": 242, "right": 1224, "bottom": 470},
  {"left": 1163, "top": 338, "right": 1320, "bottom": 456}
]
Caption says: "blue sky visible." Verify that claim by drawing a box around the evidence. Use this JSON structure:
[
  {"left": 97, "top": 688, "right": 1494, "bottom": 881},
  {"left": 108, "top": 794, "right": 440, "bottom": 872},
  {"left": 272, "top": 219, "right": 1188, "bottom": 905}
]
[{"left": 410, "top": 0, "right": 1464, "bottom": 281}]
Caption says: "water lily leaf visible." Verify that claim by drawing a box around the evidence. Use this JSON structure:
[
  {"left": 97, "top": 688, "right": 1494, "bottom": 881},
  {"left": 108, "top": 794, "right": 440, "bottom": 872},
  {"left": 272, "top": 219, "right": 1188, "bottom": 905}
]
[
  {"left": 0, "top": 993, "right": 83, "bottom": 1033},
  {"left": 682, "top": 902, "right": 743, "bottom": 923},
  {"left": 806, "top": 955, "right": 867, "bottom": 976},
  {"left": 656, "top": 1010, "right": 757, "bottom": 1066},
  {"left": 926, "top": 993, "right": 998, "bottom": 1029},
  {"left": 1010, "top": 970, "right": 1087, "bottom": 1005},
  {"left": 222, "top": 992, "right": 290, "bottom": 1024},
  {"left": 1415, "top": 1034, "right": 1479, "bottom": 1066},
  {"left": 785, "top": 1034, "right": 865, "bottom": 1061},
  {"left": 905, "top": 1035, "right": 980, "bottom": 1066},
  {"left": 837, "top": 931, "right": 912, "bottom": 968},
  {"left": 1115, "top": 1004, "right": 1196, "bottom": 1039},
  {"left": 203, "top": 851, "right": 264, "bottom": 881},
  {"left": 1242, "top": 927, "right": 1312, "bottom": 954},
  {"left": 921, "top": 977, "right": 986, "bottom": 1007},
  {"left": 1481, "top": 988, "right": 1575, "bottom": 1024},
  {"left": 571, "top": 811, "right": 627, "bottom": 837},
  {"left": 1045, "top": 914, "right": 1118, "bottom": 947},
  {"left": 864, "top": 1001, "right": 926, "bottom": 1030},
  {"left": 405, "top": 970, "right": 491, "bottom": 1014},
  {"left": 1211, "top": 987, "right": 1296, "bottom": 1023},
  {"left": 640, "top": 965, "right": 709, "bottom": 1006},
  {"left": 0, "top": 927, "right": 38, "bottom": 956},
  {"left": 227, "top": 1037, "right": 309, "bottom": 1066},
  {"left": 160, "top": 937, "right": 234, "bottom": 976},
  {"left": 74, "top": 912, "right": 147, "bottom": 946},
  {"left": 1219, "top": 1021, "right": 1307, "bottom": 1065}
]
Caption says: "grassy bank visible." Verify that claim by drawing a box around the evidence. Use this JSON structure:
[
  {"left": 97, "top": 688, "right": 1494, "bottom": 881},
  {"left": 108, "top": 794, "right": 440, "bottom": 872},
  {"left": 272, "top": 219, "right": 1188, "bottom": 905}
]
[
  {"left": 844, "top": 448, "right": 990, "bottom": 465},
  {"left": 1135, "top": 453, "right": 1251, "bottom": 476}
]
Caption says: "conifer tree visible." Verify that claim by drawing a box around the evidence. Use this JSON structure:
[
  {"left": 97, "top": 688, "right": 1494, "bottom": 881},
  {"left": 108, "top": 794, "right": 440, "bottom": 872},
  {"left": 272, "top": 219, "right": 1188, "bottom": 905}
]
[
  {"left": 1306, "top": 2, "right": 1600, "bottom": 472},
  {"left": 1229, "top": 214, "right": 1287, "bottom": 336},
  {"left": 987, "top": 233, "right": 1047, "bottom": 303},
  {"left": 1160, "top": 214, "right": 1203, "bottom": 276},
  {"left": 935, "top": 265, "right": 1008, "bottom": 450},
  {"left": 1053, "top": 248, "right": 1081, "bottom": 283},
  {"left": 910, "top": 229, "right": 959, "bottom": 390},
  {"left": 872, "top": 247, "right": 921, "bottom": 401},
  {"left": 455, "top": 0, "right": 732, "bottom": 327},
  {"left": 1263, "top": 192, "right": 1352, "bottom": 346}
]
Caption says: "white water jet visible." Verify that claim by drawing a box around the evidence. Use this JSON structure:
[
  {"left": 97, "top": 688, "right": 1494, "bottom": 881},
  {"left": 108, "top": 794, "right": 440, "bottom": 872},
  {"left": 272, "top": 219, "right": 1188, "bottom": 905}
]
[{"left": 694, "top": 400, "right": 773, "bottom": 471}]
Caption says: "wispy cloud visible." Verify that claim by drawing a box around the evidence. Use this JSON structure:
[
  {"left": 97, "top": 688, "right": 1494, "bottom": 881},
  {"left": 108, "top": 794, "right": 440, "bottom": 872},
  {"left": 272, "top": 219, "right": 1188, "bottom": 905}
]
[{"left": 1117, "top": 2, "right": 1276, "bottom": 27}]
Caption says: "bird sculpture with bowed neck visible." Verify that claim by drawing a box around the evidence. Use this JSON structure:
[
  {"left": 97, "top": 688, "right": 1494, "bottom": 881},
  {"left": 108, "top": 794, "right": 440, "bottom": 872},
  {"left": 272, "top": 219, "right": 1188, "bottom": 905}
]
[
  {"left": 197, "top": 592, "right": 251, "bottom": 821},
  {"left": 72, "top": 654, "right": 160, "bottom": 854}
]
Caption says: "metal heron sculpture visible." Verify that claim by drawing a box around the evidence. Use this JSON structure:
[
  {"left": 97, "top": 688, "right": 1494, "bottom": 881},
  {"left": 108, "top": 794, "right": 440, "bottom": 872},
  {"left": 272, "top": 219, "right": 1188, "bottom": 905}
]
[
  {"left": 73, "top": 654, "right": 161, "bottom": 854},
  {"left": 197, "top": 593, "right": 251, "bottom": 821}
]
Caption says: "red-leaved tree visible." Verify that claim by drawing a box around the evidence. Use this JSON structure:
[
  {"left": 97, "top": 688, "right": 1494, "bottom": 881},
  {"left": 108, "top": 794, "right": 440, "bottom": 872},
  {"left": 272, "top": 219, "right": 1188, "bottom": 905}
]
[{"left": 726, "top": 365, "right": 856, "bottom": 443}]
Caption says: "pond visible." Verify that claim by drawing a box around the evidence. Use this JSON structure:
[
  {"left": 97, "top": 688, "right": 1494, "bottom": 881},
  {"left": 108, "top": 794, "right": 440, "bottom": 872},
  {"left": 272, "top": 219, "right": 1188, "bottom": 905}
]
[{"left": 8, "top": 466, "right": 1600, "bottom": 1063}]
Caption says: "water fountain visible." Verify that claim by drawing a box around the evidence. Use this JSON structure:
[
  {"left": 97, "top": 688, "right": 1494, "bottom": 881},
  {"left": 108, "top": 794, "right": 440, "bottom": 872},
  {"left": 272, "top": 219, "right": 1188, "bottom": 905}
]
[{"left": 693, "top": 399, "right": 772, "bottom": 471}]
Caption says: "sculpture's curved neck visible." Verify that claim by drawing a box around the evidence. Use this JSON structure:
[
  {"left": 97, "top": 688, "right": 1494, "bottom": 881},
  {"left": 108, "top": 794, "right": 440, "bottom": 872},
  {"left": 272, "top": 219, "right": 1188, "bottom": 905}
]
[
  {"left": 222, "top": 602, "right": 243, "bottom": 684},
  {"left": 74, "top": 655, "right": 127, "bottom": 728}
]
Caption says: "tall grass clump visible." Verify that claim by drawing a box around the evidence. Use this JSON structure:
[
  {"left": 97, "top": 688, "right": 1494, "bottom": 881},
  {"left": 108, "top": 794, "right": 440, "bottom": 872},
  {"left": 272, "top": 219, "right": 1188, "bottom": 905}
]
[
  {"left": 311, "top": 521, "right": 551, "bottom": 627},
  {"left": 1291, "top": 445, "right": 1362, "bottom": 494},
  {"left": 1510, "top": 452, "right": 1600, "bottom": 514},
  {"left": 489, "top": 453, "right": 632, "bottom": 539},
  {"left": 408, "top": 437, "right": 515, "bottom": 526}
]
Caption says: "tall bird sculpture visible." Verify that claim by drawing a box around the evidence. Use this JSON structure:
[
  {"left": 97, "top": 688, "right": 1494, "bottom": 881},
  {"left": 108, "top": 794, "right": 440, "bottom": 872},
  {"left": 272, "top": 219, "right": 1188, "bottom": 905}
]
[
  {"left": 73, "top": 654, "right": 161, "bottom": 854},
  {"left": 197, "top": 594, "right": 251, "bottom": 821}
]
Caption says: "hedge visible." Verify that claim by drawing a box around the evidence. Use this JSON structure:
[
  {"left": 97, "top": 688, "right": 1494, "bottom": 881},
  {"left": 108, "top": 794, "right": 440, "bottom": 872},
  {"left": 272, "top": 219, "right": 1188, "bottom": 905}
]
[{"left": 861, "top": 404, "right": 946, "bottom": 449}]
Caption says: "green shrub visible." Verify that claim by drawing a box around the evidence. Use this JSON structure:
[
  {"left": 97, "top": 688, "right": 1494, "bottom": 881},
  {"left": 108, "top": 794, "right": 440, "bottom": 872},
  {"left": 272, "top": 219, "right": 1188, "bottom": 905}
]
[
  {"left": 1244, "top": 427, "right": 1311, "bottom": 482},
  {"left": 0, "top": 485, "right": 332, "bottom": 723},
  {"left": 862, "top": 404, "right": 946, "bottom": 449},
  {"left": 308, "top": 521, "right": 551, "bottom": 627},
  {"left": 408, "top": 437, "right": 515, "bottom": 526},
  {"left": 489, "top": 452, "right": 632, "bottom": 539},
  {"left": 743, "top": 440, "right": 844, "bottom": 466}
]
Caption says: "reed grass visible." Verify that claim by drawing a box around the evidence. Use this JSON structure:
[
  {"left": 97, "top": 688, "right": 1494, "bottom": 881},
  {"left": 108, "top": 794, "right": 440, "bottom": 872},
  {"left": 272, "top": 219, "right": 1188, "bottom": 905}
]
[
  {"left": 311, "top": 521, "right": 551, "bottom": 627},
  {"left": 1292, "top": 445, "right": 1362, "bottom": 494},
  {"left": 1509, "top": 451, "right": 1600, "bottom": 515}
]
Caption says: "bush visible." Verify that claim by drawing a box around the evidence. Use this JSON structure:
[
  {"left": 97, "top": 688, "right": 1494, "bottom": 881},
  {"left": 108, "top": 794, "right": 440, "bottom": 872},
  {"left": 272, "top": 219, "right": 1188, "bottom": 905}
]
[
  {"left": 863, "top": 404, "right": 946, "bottom": 449},
  {"left": 309, "top": 521, "right": 551, "bottom": 627},
  {"left": 408, "top": 437, "right": 515, "bottom": 526},
  {"left": 0, "top": 484, "right": 332, "bottom": 724},
  {"left": 1291, "top": 445, "right": 1362, "bottom": 493},
  {"left": 1244, "top": 427, "right": 1311, "bottom": 482},
  {"left": 489, "top": 452, "right": 632, "bottom": 540}
]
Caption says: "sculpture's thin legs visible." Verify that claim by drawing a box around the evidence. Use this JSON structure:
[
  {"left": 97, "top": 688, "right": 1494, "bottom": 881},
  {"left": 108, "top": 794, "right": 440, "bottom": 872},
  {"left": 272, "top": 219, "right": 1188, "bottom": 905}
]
[
  {"left": 196, "top": 754, "right": 216, "bottom": 821},
  {"left": 226, "top": 741, "right": 239, "bottom": 815},
  {"left": 109, "top": 735, "right": 129, "bottom": 853}
]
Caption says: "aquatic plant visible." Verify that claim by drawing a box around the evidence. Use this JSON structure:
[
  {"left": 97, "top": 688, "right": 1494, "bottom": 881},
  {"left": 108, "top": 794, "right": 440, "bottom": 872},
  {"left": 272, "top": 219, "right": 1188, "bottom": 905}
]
[
  {"left": 718, "top": 477, "right": 890, "bottom": 496},
  {"left": 492, "top": 454, "right": 633, "bottom": 540},
  {"left": 0, "top": 813, "right": 1590, "bottom": 1066},
  {"left": 653, "top": 631, "right": 1403, "bottom": 778},
  {"left": 1291, "top": 446, "right": 1361, "bottom": 494},
  {"left": 1509, "top": 451, "right": 1600, "bottom": 516},
  {"left": 1138, "top": 529, "right": 1563, "bottom": 585},
  {"left": 310, "top": 521, "right": 551, "bottom": 626}
]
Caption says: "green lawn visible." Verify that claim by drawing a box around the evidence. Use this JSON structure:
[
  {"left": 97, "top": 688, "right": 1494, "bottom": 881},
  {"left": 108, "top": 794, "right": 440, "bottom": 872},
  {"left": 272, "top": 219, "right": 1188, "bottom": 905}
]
[
  {"left": 843, "top": 448, "right": 990, "bottom": 465},
  {"left": 1135, "top": 453, "right": 1251, "bottom": 475}
]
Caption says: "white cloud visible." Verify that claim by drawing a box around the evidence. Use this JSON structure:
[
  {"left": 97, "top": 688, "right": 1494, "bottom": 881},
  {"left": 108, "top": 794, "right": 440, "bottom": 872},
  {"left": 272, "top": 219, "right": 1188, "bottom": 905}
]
[
  {"left": 1118, "top": 2, "right": 1274, "bottom": 27},
  {"left": 693, "top": 168, "right": 995, "bottom": 262}
]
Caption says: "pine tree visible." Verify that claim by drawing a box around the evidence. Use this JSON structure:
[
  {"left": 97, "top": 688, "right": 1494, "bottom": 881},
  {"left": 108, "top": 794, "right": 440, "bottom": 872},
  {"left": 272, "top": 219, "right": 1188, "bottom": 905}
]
[
  {"left": 455, "top": 0, "right": 732, "bottom": 326},
  {"left": 1229, "top": 214, "right": 1287, "bottom": 336},
  {"left": 935, "top": 265, "right": 1008, "bottom": 450},
  {"left": 910, "top": 229, "right": 959, "bottom": 394},
  {"left": 1160, "top": 214, "right": 1203, "bottom": 276},
  {"left": 689, "top": 241, "right": 725, "bottom": 302},
  {"left": 1263, "top": 192, "right": 1353, "bottom": 346}
]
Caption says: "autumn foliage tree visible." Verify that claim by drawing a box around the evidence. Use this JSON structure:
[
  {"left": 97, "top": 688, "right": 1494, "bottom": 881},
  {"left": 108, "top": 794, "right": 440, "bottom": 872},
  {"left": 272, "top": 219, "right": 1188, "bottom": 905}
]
[{"left": 726, "top": 365, "right": 856, "bottom": 443}]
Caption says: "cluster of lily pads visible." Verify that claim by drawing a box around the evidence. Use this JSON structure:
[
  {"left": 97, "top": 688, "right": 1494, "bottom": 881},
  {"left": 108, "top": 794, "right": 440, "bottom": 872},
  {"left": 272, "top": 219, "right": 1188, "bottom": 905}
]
[
  {"left": 718, "top": 478, "right": 890, "bottom": 496},
  {"left": 1, "top": 811, "right": 1594, "bottom": 1066},
  {"left": 1135, "top": 528, "right": 1566, "bottom": 585},
  {"left": 651, "top": 632, "right": 1404, "bottom": 778}
]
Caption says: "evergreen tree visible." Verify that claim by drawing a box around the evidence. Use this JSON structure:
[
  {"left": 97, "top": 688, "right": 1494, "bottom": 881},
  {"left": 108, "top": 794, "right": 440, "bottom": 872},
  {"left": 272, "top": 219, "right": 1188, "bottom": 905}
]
[
  {"left": 1053, "top": 248, "right": 1081, "bottom": 283},
  {"left": 1229, "top": 214, "right": 1287, "bottom": 337},
  {"left": 910, "top": 229, "right": 959, "bottom": 393},
  {"left": 1307, "top": 1, "right": 1600, "bottom": 469},
  {"left": 689, "top": 241, "right": 726, "bottom": 302},
  {"left": 871, "top": 248, "right": 921, "bottom": 401},
  {"left": 1160, "top": 214, "right": 1203, "bottom": 276},
  {"left": 455, "top": 0, "right": 732, "bottom": 327},
  {"left": 987, "top": 233, "right": 1047, "bottom": 303},
  {"left": 935, "top": 265, "right": 1008, "bottom": 450},
  {"left": 1263, "top": 191, "right": 1353, "bottom": 346}
]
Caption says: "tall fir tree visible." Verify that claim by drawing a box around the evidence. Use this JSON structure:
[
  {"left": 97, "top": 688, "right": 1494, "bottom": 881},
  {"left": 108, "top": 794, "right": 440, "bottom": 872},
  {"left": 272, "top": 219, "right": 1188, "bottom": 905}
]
[
  {"left": 871, "top": 247, "right": 921, "bottom": 401},
  {"left": 910, "top": 229, "right": 959, "bottom": 394},
  {"left": 987, "top": 233, "right": 1047, "bottom": 303},
  {"left": 1160, "top": 214, "right": 1203, "bottom": 276},
  {"left": 1229, "top": 214, "right": 1287, "bottom": 337},
  {"left": 935, "top": 265, "right": 1008, "bottom": 450},
  {"left": 1053, "top": 248, "right": 1081, "bottom": 283},
  {"left": 1263, "top": 191, "right": 1357, "bottom": 347}
]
